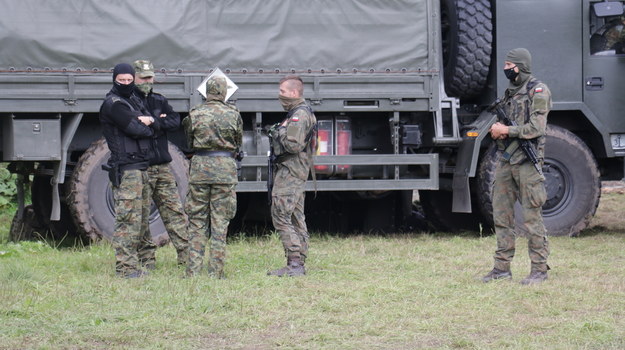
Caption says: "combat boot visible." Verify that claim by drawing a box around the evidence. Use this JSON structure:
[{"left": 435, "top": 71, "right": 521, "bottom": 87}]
[
  {"left": 286, "top": 257, "right": 305, "bottom": 277},
  {"left": 268, "top": 256, "right": 305, "bottom": 277},
  {"left": 267, "top": 263, "right": 290, "bottom": 277},
  {"left": 520, "top": 271, "right": 548, "bottom": 285},
  {"left": 481, "top": 268, "right": 512, "bottom": 283},
  {"left": 123, "top": 270, "right": 149, "bottom": 279}
]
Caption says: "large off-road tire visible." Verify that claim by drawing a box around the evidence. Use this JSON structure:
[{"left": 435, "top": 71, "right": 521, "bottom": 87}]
[
  {"left": 476, "top": 126, "right": 601, "bottom": 237},
  {"left": 441, "top": 0, "right": 492, "bottom": 99},
  {"left": 419, "top": 189, "right": 481, "bottom": 232},
  {"left": 68, "top": 138, "right": 189, "bottom": 245}
]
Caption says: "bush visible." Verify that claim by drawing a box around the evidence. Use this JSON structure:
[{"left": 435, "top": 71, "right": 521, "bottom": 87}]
[{"left": 0, "top": 164, "right": 17, "bottom": 210}]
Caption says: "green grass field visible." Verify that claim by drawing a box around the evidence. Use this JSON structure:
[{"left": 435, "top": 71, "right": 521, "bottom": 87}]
[{"left": 1, "top": 193, "right": 624, "bottom": 349}]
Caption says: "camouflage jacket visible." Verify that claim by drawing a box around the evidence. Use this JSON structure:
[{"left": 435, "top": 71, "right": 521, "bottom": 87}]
[
  {"left": 497, "top": 76, "right": 552, "bottom": 164},
  {"left": 183, "top": 100, "right": 243, "bottom": 184},
  {"left": 272, "top": 101, "right": 317, "bottom": 195}
]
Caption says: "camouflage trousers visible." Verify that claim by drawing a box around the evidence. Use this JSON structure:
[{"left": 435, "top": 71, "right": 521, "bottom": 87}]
[
  {"left": 148, "top": 164, "right": 189, "bottom": 265},
  {"left": 492, "top": 161, "right": 549, "bottom": 273},
  {"left": 112, "top": 169, "right": 156, "bottom": 276},
  {"left": 271, "top": 190, "right": 309, "bottom": 262},
  {"left": 185, "top": 182, "right": 237, "bottom": 277}
]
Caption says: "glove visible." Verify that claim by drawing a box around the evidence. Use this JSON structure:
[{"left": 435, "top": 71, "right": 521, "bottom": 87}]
[{"left": 265, "top": 123, "right": 282, "bottom": 138}]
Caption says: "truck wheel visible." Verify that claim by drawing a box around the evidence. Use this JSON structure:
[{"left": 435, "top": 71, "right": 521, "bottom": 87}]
[
  {"left": 476, "top": 126, "right": 601, "bottom": 237},
  {"left": 9, "top": 205, "right": 44, "bottom": 241},
  {"left": 419, "top": 189, "right": 481, "bottom": 232},
  {"left": 68, "top": 138, "right": 189, "bottom": 245},
  {"left": 441, "top": 0, "right": 492, "bottom": 99},
  {"left": 31, "top": 175, "right": 78, "bottom": 240}
]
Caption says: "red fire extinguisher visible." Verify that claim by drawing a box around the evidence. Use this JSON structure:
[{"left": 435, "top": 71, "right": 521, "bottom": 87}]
[
  {"left": 314, "top": 120, "right": 333, "bottom": 174},
  {"left": 335, "top": 118, "right": 351, "bottom": 174}
]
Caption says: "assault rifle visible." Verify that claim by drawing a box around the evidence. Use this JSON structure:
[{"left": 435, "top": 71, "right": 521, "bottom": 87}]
[
  {"left": 489, "top": 99, "right": 543, "bottom": 176},
  {"left": 266, "top": 125, "right": 278, "bottom": 205}
]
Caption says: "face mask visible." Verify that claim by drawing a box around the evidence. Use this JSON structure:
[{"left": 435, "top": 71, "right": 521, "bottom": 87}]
[
  {"left": 136, "top": 82, "right": 153, "bottom": 96},
  {"left": 504, "top": 67, "right": 519, "bottom": 82},
  {"left": 279, "top": 94, "right": 301, "bottom": 111},
  {"left": 114, "top": 81, "right": 135, "bottom": 97}
]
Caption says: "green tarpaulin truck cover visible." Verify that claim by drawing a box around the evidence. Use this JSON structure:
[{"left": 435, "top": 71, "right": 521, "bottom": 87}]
[{"left": 0, "top": 0, "right": 433, "bottom": 73}]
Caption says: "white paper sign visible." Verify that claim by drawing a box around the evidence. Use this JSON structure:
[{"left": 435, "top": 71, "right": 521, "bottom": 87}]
[{"left": 197, "top": 67, "right": 238, "bottom": 101}]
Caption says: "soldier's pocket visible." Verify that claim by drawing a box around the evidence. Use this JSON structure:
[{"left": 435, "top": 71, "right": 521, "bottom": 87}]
[{"left": 525, "top": 176, "right": 546, "bottom": 208}]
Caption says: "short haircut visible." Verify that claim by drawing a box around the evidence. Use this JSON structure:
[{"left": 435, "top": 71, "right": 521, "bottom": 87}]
[{"left": 280, "top": 75, "right": 304, "bottom": 96}]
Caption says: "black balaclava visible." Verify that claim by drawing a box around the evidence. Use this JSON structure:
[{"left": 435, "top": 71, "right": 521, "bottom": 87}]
[
  {"left": 505, "top": 48, "right": 532, "bottom": 95},
  {"left": 112, "top": 63, "right": 136, "bottom": 98}
]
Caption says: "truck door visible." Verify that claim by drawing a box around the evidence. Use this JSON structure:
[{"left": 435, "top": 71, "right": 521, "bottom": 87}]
[{"left": 584, "top": 0, "right": 625, "bottom": 152}]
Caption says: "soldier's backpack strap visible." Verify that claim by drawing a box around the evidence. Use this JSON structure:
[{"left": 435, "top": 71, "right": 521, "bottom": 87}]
[{"left": 524, "top": 78, "right": 542, "bottom": 123}]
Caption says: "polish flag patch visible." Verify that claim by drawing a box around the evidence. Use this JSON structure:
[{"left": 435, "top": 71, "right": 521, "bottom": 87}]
[
  {"left": 291, "top": 116, "right": 299, "bottom": 122},
  {"left": 535, "top": 87, "right": 543, "bottom": 93}
]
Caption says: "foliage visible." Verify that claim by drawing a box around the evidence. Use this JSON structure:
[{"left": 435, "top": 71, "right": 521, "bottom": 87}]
[
  {"left": 0, "top": 164, "right": 17, "bottom": 210},
  {"left": 0, "top": 240, "right": 51, "bottom": 258}
]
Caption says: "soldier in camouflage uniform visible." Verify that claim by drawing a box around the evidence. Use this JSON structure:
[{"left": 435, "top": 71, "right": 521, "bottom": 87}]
[
  {"left": 133, "top": 60, "right": 189, "bottom": 267},
  {"left": 267, "top": 75, "right": 317, "bottom": 278},
  {"left": 482, "top": 48, "right": 552, "bottom": 285},
  {"left": 592, "top": 16, "right": 625, "bottom": 54},
  {"left": 100, "top": 63, "right": 157, "bottom": 278},
  {"left": 183, "top": 75, "right": 242, "bottom": 278}
]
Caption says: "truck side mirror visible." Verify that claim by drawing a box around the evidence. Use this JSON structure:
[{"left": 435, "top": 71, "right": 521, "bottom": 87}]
[{"left": 593, "top": 1, "right": 624, "bottom": 17}]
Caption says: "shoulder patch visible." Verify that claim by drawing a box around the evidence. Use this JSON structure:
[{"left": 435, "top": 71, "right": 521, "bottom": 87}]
[
  {"left": 291, "top": 116, "right": 300, "bottom": 122},
  {"left": 534, "top": 87, "right": 543, "bottom": 93}
]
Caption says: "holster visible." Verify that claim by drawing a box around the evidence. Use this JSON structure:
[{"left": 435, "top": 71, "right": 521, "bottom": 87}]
[{"left": 101, "top": 163, "right": 121, "bottom": 188}]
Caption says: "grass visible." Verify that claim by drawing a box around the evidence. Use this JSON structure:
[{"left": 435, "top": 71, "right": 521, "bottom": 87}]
[{"left": 0, "top": 194, "right": 624, "bottom": 349}]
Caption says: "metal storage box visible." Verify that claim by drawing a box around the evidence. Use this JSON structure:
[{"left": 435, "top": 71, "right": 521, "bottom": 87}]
[{"left": 2, "top": 116, "right": 61, "bottom": 160}]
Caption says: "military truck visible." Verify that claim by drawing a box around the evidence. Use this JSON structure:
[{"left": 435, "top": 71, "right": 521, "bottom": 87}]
[{"left": 1, "top": 0, "right": 621, "bottom": 243}]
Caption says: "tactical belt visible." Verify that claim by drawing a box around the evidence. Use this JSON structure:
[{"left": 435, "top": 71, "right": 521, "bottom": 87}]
[
  {"left": 119, "top": 162, "right": 148, "bottom": 172},
  {"left": 195, "top": 150, "right": 235, "bottom": 158}
]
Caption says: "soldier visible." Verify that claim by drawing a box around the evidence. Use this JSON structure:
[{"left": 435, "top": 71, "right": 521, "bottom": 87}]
[
  {"left": 592, "top": 16, "right": 625, "bottom": 54},
  {"left": 133, "top": 59, "right": 189, "bottom": 267},
  {"left": 482, "top": 48, "right": 552, "bottom": 285},
  {"left": 99, "top": 63, "right": 157, "bottom": 278},
  {"left": 267, "top": 75, "right": 317, "bottom": 277},
  {"left": 183, "top": 74, "right": 242, "bottom": 279}
]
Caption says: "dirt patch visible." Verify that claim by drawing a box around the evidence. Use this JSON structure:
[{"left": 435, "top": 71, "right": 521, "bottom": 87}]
[{"left": 602, "top": 181, "right": 625, "bottom": 194}]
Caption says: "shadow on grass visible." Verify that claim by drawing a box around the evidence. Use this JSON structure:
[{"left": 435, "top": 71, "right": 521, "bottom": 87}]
[{"left": 577, "top": 226, "right": 625, "bottom": 237}]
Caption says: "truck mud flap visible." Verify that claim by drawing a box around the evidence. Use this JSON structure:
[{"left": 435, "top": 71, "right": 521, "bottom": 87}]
[{"left": 452, "top": 110, "right": 496, "bottom": 213}]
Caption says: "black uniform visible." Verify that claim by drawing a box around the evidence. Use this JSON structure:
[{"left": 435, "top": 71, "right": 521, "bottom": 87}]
[{"left": 100, "top": 64, "right": 157, "bottom": 278}]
